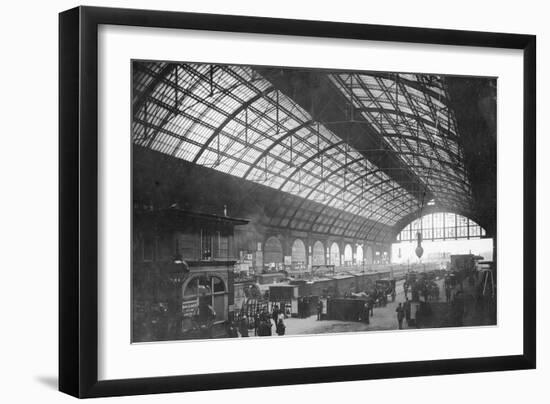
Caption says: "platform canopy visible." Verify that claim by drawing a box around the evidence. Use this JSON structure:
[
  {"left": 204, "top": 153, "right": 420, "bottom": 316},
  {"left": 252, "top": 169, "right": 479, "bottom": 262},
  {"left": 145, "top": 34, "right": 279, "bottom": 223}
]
[{"left": 132, "top": 62, "right": 480, "bottom": 242}]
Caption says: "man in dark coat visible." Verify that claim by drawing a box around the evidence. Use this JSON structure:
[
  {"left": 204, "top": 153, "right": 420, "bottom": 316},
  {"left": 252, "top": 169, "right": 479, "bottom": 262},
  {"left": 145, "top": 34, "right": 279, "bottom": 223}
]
[
  {"left": 272, "top": 304, "right": 279, "bottom": 325},
  {"left": 445, "top": 286, "right": 452, "bottom": 303},
  {"left": 276, "top": 318, "right": 286, "bottom": 336},
  {"left": 404, "top": 298, "right": 411, "bottom": 326},
  {"left": 239, "top": 316, "right": 249, "bottom": 337},
  {"left": 258, "top": 320, "right": 271, "bottom": 336},
  {"left": 396, "top": 303, "right": 405, "bottom": 329},
  {"left": 367, "top": 296, "right": 374, "bottom": 317},
  {"left": 363, "top": 301, "right": 370, "bottom": 324},
  {"left": 254, "top": 310, "right": 260, "bottom": 336}
]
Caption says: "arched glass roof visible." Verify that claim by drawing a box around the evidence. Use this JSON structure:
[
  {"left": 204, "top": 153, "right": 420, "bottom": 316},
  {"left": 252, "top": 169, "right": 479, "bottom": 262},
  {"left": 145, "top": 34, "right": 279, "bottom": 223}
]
[
  {"left": 329, "top": 73, "right": 471, "bottom": 211},
  {"left": 397, "top": 212, "right": 486, "bottom": 242},
  {"left": 133, "top": 62, "right": 473, "bottom": 242}
]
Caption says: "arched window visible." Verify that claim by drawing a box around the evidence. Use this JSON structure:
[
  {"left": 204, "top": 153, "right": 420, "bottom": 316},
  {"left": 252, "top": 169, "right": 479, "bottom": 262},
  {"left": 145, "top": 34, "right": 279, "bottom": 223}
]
[
  {"left": 183, "top": 276, "right": 226, "bottom": 299},
  {"left": 264, "top": 236, "right": 283, "bottom": 268},
  {"left": 344, "top": 244, "right": 353, "bottom": 265},
  {"left": 365, "top": 246, "right": 373, "bottom": 265},
  {"left": 312, "top": 241, "right": 325, "bottom": 266},
  {"left": 356, "top": 245, "right": 364, "bottom": 264},
  {"left": 182, "top": 275, "right": 228, "bottom": 321},
  {"left": 397, "top": 212, "right": 486, "bottom": 242},
  {"left": 291, "top": 239, "right": 306, "bottom": 270},
  {"left": 329, "top": 242, "right": 340, "bottom": 267}
]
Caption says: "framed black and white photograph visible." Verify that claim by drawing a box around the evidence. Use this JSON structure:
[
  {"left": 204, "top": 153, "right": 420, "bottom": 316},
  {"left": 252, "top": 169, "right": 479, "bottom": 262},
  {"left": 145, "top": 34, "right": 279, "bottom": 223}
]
[
  {"left": 131, "top": 61, "right": 497, "bottom": 342},
  {"left": 59, "top": 6, "right": 536, "bottom": 399}
]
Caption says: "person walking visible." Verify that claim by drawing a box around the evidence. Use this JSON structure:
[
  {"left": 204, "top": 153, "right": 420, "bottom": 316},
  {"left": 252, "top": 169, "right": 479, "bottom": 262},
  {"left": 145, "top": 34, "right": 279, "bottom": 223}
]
[
  {"left": 276, "top": 318, "right": 286, "bottom": 336},
  {"left": 396, "top": 303, "right": 405, "bottom": 329},
  {"left": 260, "top": 306, "right": 269, "bottom": 322},
  {"left": 423, "top": 286, "right": 430, "bottom": 302},
  {"left": 368, "top": 296, "right": 374, "bottom": 317},
  {"left": 445, "top": 286, "right": 451, "bottom": 303},
  {"left": 363, "top": 301, "right": 370, "bottom": 324},
  {"left": 317, "top": 299, "right": 323, "bottom": 320},
  {"left": 272, "top": 304, "right": 279, "bottom": 326},
  {"left": 404, "top": 298, "right": 411, "bottom": 326},
  {"left": 258, "top": 319, "right": 272, "bottom": 336},
  {"left": 239, "top": 316, "right": 249, "bottom": 337},
  {"left": 253, "top": 311, "right": 260, "bottom": 336}
]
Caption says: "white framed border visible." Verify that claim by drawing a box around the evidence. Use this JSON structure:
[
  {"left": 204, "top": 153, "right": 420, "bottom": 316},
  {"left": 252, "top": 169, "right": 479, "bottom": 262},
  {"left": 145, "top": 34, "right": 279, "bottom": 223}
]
[{"left": 98, "top": 24, "right": 523, "bottom": 381}]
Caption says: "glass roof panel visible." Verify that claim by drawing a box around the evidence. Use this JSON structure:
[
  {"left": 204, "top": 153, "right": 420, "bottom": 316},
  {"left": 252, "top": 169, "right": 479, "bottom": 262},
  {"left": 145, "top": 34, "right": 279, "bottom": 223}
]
[
  {"left": 329, "top": 72, "right": 472, "bottom": 212},
  {"left": 133, "top": 62, "right": 474, "bottom": 240}
]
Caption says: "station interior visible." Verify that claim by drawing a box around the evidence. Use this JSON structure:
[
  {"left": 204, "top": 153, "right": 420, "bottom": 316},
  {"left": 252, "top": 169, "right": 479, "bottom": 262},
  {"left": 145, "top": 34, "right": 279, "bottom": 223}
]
[{"left": 131, "top": 62, "right": 497, "bottom": 341}]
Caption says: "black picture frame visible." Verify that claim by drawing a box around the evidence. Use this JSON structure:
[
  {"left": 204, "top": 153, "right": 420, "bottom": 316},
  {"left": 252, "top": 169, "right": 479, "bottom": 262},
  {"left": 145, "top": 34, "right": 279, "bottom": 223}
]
[{"left": 59, "top": 5, "right": 536, "bottom": 398}]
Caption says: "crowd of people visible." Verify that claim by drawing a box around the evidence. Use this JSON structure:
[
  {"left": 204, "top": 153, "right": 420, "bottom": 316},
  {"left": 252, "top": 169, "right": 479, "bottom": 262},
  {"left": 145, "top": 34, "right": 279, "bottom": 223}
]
[
  {"left": 403, "top": 277, "right": 440, "bottom": 302},
  {"left": 227, "top": 304, "right": 288, "bottom": 338},
  {"left": 393, "top": 270, "right": 484, "bottom": 329},
  {"left": 225, "top": 270, "right": 484, "bottom": 337}
]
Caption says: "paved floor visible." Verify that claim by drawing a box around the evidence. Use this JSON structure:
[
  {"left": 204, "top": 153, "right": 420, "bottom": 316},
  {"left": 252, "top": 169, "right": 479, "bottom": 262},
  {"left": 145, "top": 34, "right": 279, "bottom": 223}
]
[
  {"left": 278, "top": 279, "right": 432, "bottom": 335},
  {"left": 248, "top": 272, "right": 496, "bottom": 338},
  {"left": 271, "top": 275, "right": 495, "bottom": 336}
]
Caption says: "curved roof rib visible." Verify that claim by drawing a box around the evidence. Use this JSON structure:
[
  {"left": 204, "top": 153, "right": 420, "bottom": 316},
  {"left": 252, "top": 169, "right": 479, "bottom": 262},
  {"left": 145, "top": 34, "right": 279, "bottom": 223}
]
[{"left": 132, "top": 62, "right": 474, "bottom": 242}]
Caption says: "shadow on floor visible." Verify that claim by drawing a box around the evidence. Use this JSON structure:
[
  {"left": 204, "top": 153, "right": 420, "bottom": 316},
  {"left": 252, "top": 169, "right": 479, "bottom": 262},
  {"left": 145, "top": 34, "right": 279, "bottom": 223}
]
[{"left": 36, "top": 375, "right": 58, "bottom": 390}]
